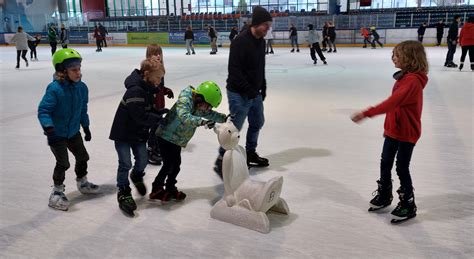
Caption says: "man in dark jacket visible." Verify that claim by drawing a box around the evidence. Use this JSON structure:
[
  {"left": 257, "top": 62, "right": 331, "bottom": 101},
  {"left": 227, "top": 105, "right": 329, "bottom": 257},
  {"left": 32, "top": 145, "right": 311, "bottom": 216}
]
[
  {"left": 417, "top": 22, "right": 427, "bottom": 42},
  {"left": 98, "top": 23, "right": 108, "bottom": 47},
  {"left": 214, "top": 6, "right": 272, "bottom": 177},
  {"left": 436, "top": 20, "right": 445, "bottom": 46},
  {"left": 445, "top": 15, "right": 461, "bottom": 67},
  {"left": 229, "top": 26, "right": 238, "bottom": 42},
  {"left": 109, "top": 57, "right": 168, "bottom": 216}
]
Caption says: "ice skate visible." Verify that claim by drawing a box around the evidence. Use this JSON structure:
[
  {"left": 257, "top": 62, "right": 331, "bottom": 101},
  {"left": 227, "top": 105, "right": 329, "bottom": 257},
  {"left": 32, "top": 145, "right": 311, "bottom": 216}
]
[
  {"left": 149, "top": 186, "right": 168, "bottom": 204},
  {"left": 313, "top": 59, "right": 317, "bottom": 65},
  {"left": 459, "top": 62, "right": 464, "bottom": 71},
  {"left": 391, "top": 188, "right": 417, "bottom": 224},
  {"left": 247, "top": 150, "right": 269, "bottom": 167},
  {"left": 147, "top": 147, "right": 162, "bottom": 165},
  {"left": 48, "top": 185, "right": 70, "bottom": 211},
  {"left": 290, "top": 48, "right": 295, "bottom": 53},
  {"left": 130, "top": 171, "right": 147, "bottom": 196},
  {"left": 323, "top": 60, "right": 327, "bottom": 65},
  {"left": 167, "top": 187, "right": 187, "bottom": 202},
  {"left": 117, "top": 186, "right": 136, "bottom": 217},
  {"left": 76, "top": 176, "right": 100, "bottom": 194},
  {"left": 368, "top": 180, "right": 393, "bottom": 211}
]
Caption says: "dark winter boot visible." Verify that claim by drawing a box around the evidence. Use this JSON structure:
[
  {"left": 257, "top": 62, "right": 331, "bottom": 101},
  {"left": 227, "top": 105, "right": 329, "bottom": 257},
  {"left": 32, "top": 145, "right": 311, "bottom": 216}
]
[
  {"left": 246, "top": 150, "right": 269, "bottom": 167},
  {"left": 368, "top": 180, "right": 393, "bottom": 211},
  {"left": 214, "top": 156, "right": 223, "bottom": 179},
  {"left": 313, "top": 59, "right": 317, "bottom": 65},
  {"left": 117, "top": 186, "right": 137, "bottom": 216},
  {"left": 459, "top": 62, "right": 464, "bottom": 71},
  {"left": 391, "top": 187, "right": 417, "bottom": 224},
  {"left": 290, "top": 48, "right": 295, "bottom": 53},
  {"left": 130, "top": 171, "right": 147, "bottom": 196}
]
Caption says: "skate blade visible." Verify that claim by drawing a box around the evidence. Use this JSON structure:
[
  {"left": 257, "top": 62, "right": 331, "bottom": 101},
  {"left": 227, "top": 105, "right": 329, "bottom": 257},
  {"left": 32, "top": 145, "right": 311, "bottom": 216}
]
[
  {"left": 119, "top": 208, "right": 135, "bottom": 217},
  {"left": 368, "top": 204, "right": 391, "bottom": 212},
  {"left": 48, "top": 204, "right": 69, "bottom": 211},
  {"left": 390, "top": 214, "right": 416, "bottom": 224},
  {"left": 148, "top": 198, "right": 166, "bottom": 205},
  {"left": 247, "top": 163, "right": 270, "bottom": 168}
]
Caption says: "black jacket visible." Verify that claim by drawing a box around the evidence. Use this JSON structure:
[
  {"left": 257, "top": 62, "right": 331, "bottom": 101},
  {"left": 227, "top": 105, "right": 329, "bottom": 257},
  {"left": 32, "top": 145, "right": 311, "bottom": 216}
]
[
  {"left": 229, "top": 28, "right": 238, "bottom": 41},
  {"left": 289, "top": 26, "right": 297, "bottom": 36},
  {"left": 109, "top": 69, "right": 164, "bottom": 143},
  {"left": 371, "top": 30, "right": 380, "bottom": 40},
  {"left": 184, "top": 30, "right": 194, "bottom": 40},
  {"left": 417, "top": 25, "right": 426, "bottom": 35},
  {"left": 447, "top": 21, "right": 459, "bottom": 41},
  {"left": 208, "top": 27, "right": 217, "bottom": 38},
  {"left": 226, "top": 29, "right": 266, "bottom": 99},
  {"left": 436, "top": 22, "right": 445, "bottom": 34},
  {"left": 328, "top": 26, "right": 336, "bottom": 38}
]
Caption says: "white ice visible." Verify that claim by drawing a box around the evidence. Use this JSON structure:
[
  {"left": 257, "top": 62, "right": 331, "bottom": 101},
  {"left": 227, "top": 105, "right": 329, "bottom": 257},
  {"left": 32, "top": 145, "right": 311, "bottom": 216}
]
[{"left": 0, "top": 45, "right": 473, "bottom": 258}]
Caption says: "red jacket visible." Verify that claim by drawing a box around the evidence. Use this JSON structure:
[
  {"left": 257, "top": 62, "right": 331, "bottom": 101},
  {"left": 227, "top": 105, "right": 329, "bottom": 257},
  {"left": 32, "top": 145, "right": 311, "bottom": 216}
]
[
  {"left": 361, "top": 28, "right": 369, "bottom": 38},
  {"left": 363, "top": 72, "right": 428, "bottom": 144},
  {"left": 459, "top": 22, "right": 474, "bottom": 47}
]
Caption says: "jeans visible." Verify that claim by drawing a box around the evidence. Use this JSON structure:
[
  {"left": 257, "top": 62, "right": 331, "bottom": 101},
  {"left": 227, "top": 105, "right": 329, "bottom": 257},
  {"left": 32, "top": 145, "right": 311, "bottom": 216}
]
[
  {"left": 186, "top": 39, "right": 195, "bottom": 54},
  {"left": 50, "top": 132, "right": 89, "bottom": 186},
  {"left": 114, "top": 141, "right": 147, "bottom": 188},
  {"left": 380, "top": 136, "right": 415, "bottom": 193},
  {"left": 445, "top": 40, "right": 457, "bottom": 64},
  {"left": 219, "top": 90, "right": 265, "bottom": 156},
  {"left": 290, "top": 35, "right": 299, "bottom": 49}
]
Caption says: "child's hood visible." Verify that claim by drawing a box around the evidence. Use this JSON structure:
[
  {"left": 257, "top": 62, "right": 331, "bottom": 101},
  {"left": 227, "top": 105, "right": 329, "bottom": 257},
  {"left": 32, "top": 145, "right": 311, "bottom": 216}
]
[
  {"left": 124, "top": 69, "right": 147, "bottom": 90},
  {"left": 394, "top": 70, "right": 428, "bottom": 88}
]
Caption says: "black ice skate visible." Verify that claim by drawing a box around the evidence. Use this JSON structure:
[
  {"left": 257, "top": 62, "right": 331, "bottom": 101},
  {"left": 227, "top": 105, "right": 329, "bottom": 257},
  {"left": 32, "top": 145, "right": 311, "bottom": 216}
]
[
  {"left": 130, "top": 171, "right": 147, "bottom": 196},
  {"left": 246, "top": 151, "right": 269, "bottom": 167},
  {"left": 459, "top": 62, "right": 464, "bottom": 71},
  {"left": 117, "top": 186, "right": 137, "bottom": 217},
  {"left": 368, "top": 180, "right": 393, "bottom": 211},
  {"left": 390, "top": 188, "right": 417, "bottom": 224}
]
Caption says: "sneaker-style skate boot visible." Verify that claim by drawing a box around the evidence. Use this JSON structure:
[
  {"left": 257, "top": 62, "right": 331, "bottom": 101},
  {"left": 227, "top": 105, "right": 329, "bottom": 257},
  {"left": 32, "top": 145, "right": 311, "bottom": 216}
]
[
  {"left": 246, "top": 151, "right": 269, "bottom": 167},
  {"left": 391, "top": 188, "right": 417, "bottom": 224},
  {"left": 76, "top": 176, "right": 100, "bottom": 194},
  {"left": 117, "top": 186, "right": 136, "bottom": 217},
  {"left": 368, "top": 180, "right": 393, "bottom": 211},
  {"left": 130, "top": 171, "right": 147, "bottom": 196},
  {"left": 49, "top": 184, "right": 70, "bottom": 211}
]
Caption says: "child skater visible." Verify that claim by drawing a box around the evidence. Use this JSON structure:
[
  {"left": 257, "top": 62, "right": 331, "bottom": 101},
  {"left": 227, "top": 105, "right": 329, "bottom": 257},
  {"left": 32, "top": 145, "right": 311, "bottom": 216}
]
[
  {"left": 149, "top": 81, "right": 227, "bottom": 203},
  {"left": 145, "top": 44, "right": 174, "bottom": 165},
  {"left": 28, "top": 34, "right": 41, "bottom": 61},
  {"left": 351, "top": 40, "right": 429, "bottom": 224},
  {"left": 307, "top": 24, "right": 327, "bottom": 65},
  {"left": 109, "top": 56, "right": 168, "bottom": 216},
  {"left": 38, "top": 48, "right": 100, "bottom": 211}
]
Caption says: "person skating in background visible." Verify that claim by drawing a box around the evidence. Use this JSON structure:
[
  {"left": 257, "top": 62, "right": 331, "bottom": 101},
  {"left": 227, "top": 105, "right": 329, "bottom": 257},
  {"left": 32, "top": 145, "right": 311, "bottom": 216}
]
[
  {"left": 417, "top": 22, "right": 427, "bottom": 43},
  {"left": 60, "top": 23, "right": 68, "bottom": 48},
  {"left": 435, "top": 20, "right": 445, "bottom": 46},
  {"left": 99, "top": 23, "right": 108, "bottom": 47},
  {"left": 265, "top": 25, "right": 274, "bottom": 54},
  {"left": 229, "top": 26, "right": 238, "bottom": 43},
  {"left": 149, "top": 82, "right": 227, "bottom": 203},
  {"left": 445, "top": 15, "right": 461, "bottom": 68},
  {"left": 351, "top": 40, "right": 429, "bottom": 224},
  {"left": 214, "top": 6, "right": 272, "bottom": 177},
  {"left": 207, "top": 24, "right": 218, "bottom": 55},
  {"left": 93, "top": 25, "right": 103, "bottom": 52},
  {"left": 109, "top": 56, "right": 168, "bottom": 216},
  {"left": 327, "top": 21, "right": 337, "bottom": 53},
  {"left": 28, "top": 34, "right": 41, "bottom": 61},
  {"left": 307, "top": 24, "right": 327, "bottom": 65},
  {"left": 289, "top": 23, "right": 299, "bottom": 52},
  {"left": 47, "top": 23, "right": 58, "bottom": 55},
  {"left": 370, "top": 26, "right": 384, "bottom": 48},
  {"left": 184, "top": 25, "right": 195, "bottom": 55},
  {"left": 360, "top": 27, "right": 371, "bottom": 48},
  {"left": 458, "top": 16, "right": 474, "bottom": 71},
  {"left": 10, "top": 26, "right": 34, "bottom": 69},
  {"left": 38, "top": 48, "right": 100, "bottom": 211},
  {"left": 322, "top": 22, "right": 329, "bottom": 51}
]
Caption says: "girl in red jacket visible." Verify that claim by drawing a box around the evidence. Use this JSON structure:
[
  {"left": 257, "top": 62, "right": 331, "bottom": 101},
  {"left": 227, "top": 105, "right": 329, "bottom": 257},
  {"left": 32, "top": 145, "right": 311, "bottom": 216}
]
[
  {"left": 351, "top": 40, "right": 429, "bottom": 224},
  {"left": 459, "top": 16, "right": 474, "bottom": 71}
]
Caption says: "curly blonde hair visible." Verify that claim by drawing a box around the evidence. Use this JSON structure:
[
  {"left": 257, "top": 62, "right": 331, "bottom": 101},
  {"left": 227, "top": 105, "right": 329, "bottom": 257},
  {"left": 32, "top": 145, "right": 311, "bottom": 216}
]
[{"left": 393, "top": 40, "right": 429, "bottom": 74}]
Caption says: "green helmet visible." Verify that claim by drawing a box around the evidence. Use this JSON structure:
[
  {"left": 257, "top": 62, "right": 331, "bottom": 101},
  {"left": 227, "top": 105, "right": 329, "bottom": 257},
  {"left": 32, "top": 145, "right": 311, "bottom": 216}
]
[
  {"left": 195, "top": 81, "right": 222, "bottom": 108},
  {"left": 52, "top": 48, "right": 82, "bottom": 71}
]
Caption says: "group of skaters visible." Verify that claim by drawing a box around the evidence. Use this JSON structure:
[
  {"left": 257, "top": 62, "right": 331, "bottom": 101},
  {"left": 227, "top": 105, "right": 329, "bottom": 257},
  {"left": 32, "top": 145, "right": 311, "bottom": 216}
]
[
  {"left": 93, "top": 23, "right": 109, "bottom": 52},
  {"left": 444, "top": 15, "right": 474, "bottom": 70},
  {"left": 360, "top": 26, "right": 384, "bottom": 49}
]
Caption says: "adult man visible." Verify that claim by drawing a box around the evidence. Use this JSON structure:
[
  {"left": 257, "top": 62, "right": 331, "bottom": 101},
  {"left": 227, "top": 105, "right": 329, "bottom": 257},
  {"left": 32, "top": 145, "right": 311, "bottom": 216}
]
[
  {"left": 445, "top": 15, "right": 461, "bottom": 68},
  {"left": 436, "top": 20, "right": 445, "bottom": 46},
  {"left": 214, "top": 6, "right": 272, "bottom": 177}
]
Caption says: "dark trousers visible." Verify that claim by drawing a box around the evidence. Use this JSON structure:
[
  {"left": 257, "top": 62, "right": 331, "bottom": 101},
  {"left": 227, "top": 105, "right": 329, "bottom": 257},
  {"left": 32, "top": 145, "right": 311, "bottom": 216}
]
[
  {"left": 16, "top": 50, "right": 27, "bottom": 66},
  {"left": 363, "top": 38, "right": 371, "bottom": 47},
  {"left": 445, "top": 40, "right": 457, "bottom": 64},
  {"left": 50, "top": 42, "right": 57, "bottom": 55},
  {"left": 310, "top": 42, "right": 326, "bottom": 61},
  {"left": 418, "top": 34, "right": 424, "bottom": 43},
  {"left": 322, "top": 37, "right": 328, "bottom": 49},
  {"left": 49, "top": 133, "right": 89, "bottom": 186},
  {"left": 29, "top": 47, "right": 37, "bottom": 59},
  {"left": 460, "top": 45, "right": 474, "bottom": 65},
  {"left": 152, "top": 137, "right": 181, "bottom": 190},
  {"left": 379, "top": 136, "right": 415, "bottom": 193},
  {"left": 328, "top": 37, "right": 336, "bottom": 50},
  {"left": 371, "top": 38, "right": 383, "bottom": 48},
  {"left": 96, "top": 40, "right": 102, "bottom": 51},
  {"left": 147, "top": 123, "right": 160, "bottom": 152},
  {"left": 436, "top": 34, "right": 443, "bottom": 45}
]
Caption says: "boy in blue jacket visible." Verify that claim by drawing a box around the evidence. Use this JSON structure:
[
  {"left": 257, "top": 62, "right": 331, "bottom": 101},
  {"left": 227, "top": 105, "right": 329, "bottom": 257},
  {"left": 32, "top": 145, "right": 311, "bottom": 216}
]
[{"left": 38, "top": 48, "right": 99, "bottom": 211}]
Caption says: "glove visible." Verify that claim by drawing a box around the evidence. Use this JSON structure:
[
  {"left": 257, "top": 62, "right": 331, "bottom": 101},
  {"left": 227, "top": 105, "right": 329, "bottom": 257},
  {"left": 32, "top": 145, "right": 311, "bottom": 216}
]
[
  {"left": 83, "top": 127, "right": 91, "bottom": 141},
  {"left": 44, "top": 127, "right": 64, "bottom": 146},
  {"left": 201, "top": 120, "right": 216, "bottom": 129},
  {"left": 165, "top": 89, "right": 174, "bottom": 99}
]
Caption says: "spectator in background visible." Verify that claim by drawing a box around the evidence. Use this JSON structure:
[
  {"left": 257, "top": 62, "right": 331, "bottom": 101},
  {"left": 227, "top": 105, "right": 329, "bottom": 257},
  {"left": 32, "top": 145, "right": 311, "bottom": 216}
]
[
  {"left": 229, "top": 26, "right": 238, "bottom": 42},
  {"left": 264, "top": 25, "right": 274, "bottom": 54},
  {"left": 435, "top": 20, "right": 445, "bottom": 46},
  {"left": 48, "top": 24, "right": 58, "bottom": 55},
  {"left": 445, "top": 15, "right": 461, "bottom": 68},
  {"left": 93, "top": 25, "right": 103, "bottom": 52},
  {"left": 60, "top": 23, "right": 68, "bottom": 48},
  {"left": 322, "top": 22, "right": 329, "bottom": 51},
  {"left": 327, "top": 21, "right": 337, "bottom": 53},
  {"left": 289, "top": 23, "right": 299, "bottom": 52},
  {"left": 207, "top": 24, "right": 218, "bottom": 55},
  {"left": 99, "top": 23, "right": 108, "bottom": 47},
  {"left": 417, "top": 22, "right": 427, "bottom": 43},
  {"left": 184, "top": 25, "right": 195, "bottom": 55}
]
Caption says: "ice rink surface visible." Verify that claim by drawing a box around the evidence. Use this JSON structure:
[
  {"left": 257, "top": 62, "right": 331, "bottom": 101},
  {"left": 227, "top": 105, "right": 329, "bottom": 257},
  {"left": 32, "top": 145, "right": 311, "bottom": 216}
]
[{"left": 0, "top": 45, "right": 473, "bottom": 258}]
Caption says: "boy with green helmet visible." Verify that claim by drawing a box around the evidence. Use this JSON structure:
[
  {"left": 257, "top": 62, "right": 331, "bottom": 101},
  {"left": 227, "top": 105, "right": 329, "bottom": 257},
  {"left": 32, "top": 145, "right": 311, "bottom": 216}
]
[
  {"left": 149, "top": 81, "right": 228, "bottom": 203},
  {"left": 38, "top": 48, "right": 99, "bottom": 211}
]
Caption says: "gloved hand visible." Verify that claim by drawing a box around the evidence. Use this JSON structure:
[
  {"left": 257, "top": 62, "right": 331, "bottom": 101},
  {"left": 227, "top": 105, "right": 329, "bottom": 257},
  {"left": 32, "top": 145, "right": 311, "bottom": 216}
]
[
  {"left": 83, "top": 127, "right": 91, "bottom": 141},
  {"left": 165, "top": 89, "right": 174, "bottom": 99},
  {"left": 44, "top": 127, "right": 64, "bottom": 146},
  {"left": 201, "top": 120, "right": 216, "bottom": 129}
]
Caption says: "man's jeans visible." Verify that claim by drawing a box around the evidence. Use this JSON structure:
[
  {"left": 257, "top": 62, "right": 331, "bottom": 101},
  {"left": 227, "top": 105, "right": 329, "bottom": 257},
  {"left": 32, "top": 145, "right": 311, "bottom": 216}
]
[{"left": 114, "top": 141, "right": 147, "bottom": 188}]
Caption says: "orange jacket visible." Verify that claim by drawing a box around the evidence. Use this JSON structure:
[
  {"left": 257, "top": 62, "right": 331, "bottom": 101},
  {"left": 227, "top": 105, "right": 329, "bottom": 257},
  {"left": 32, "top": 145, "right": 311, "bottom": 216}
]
[{"left": 360, "top": 28, "right": 369, "bottom": 38}]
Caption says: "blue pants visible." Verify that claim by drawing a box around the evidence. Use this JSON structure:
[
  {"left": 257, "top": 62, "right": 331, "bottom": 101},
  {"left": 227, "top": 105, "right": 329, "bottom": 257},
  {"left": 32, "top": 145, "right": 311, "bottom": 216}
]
[
  {"left": 114, "top": 141, "right": 147, "bottom": 188},
  {"left": 219, "top": 90, "right": 265, "bottom": 156},
  {"left": 380, "top": 136, "right": 415, "bottom": 193}
]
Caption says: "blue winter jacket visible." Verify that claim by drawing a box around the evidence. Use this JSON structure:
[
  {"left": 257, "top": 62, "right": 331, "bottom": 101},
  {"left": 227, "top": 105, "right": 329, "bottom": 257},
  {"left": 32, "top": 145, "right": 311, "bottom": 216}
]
[{"left": 38, "top": 78, "right": 90, "bottom": 138}]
